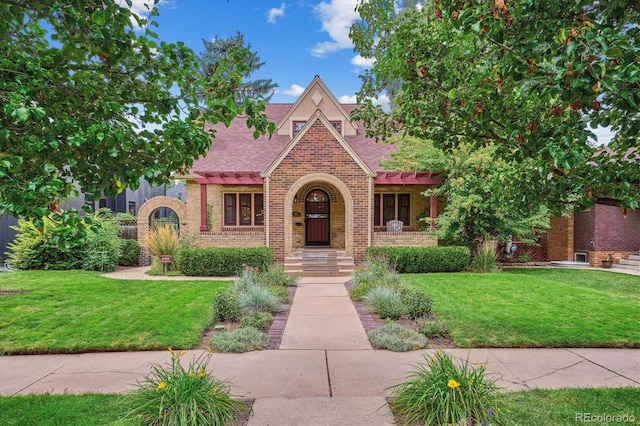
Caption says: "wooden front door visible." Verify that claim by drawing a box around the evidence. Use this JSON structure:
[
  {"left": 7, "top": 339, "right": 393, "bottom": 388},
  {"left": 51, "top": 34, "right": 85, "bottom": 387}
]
[{"left": 305, "top": 189, "right": 330, "bottom": 246}]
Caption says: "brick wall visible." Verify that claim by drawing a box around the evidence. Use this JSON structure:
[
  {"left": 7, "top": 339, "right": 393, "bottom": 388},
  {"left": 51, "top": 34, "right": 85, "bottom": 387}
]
[
  {"left": 594, "top": 204, "right": 640, "bottom": 251},
  {"left": 573, "top": 209, "right": 595, "bottom": 251},
  {"left": 547, "top": 214, "right": 574, "bottom": 261},
  {"left": 269, "top": 119, "right": 370, "bottom": 262},
  {"left": 373, "top": 232, "right": 438, "bottom": 247}
]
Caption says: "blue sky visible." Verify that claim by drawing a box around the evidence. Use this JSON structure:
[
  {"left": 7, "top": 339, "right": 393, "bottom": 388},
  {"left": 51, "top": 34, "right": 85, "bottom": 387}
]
[
  {"left": 132, "top": 0, "right": 374, "bottom": 104},
  {"left": 127, "top": 0, "right": 613, "bottom": 144}
]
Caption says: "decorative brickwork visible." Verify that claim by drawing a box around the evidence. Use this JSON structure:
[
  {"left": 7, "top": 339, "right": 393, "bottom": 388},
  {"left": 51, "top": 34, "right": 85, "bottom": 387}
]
[
  {"left": 373, "top": 232, "right": 438, "bottom": 247},
  {"left": 136, "top": 196, "right": 188, "bottom": 266}
]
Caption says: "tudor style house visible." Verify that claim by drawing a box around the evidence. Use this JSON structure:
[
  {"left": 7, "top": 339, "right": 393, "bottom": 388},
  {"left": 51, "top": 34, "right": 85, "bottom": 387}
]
[
  {"left": 141, "top": 76, "right": 442, "bottom": 269},
  {"left": 136, "top": 76, "right": 638, "bottom": 271}
]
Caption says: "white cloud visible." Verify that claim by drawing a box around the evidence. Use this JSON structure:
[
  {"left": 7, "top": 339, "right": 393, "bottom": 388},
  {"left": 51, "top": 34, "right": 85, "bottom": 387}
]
[
  {"left": 267, "top": 3, "right": 286, "bottom": 24},
  {"left": 311, "top": 0, "right": 359, "bottom": 57},
  {"left": 339, "top": 95, "right": 357, "bottom": 103},
  {"left": 280, "top": 84, "right": 305, "bottom": 97},
  {"left": 351, "top": 54, "right": 375, "bottom": 68},
  {"left": 590, "top": 125, "right": 615, "bottom": 146},
  {"left": 119, "top": 0, "right": 171, "bottom": 28}
]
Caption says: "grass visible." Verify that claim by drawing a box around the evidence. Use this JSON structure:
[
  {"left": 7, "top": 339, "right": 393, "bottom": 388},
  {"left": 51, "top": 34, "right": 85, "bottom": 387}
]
[
  {"left": 0, "top": 270, "right": 232, "bottom": 354},
  {"left": 404, "top": 268, "right": 640, "bottom": 348},
  {"left": 2, "top": 387, "right": 638, "bottom": 425}
]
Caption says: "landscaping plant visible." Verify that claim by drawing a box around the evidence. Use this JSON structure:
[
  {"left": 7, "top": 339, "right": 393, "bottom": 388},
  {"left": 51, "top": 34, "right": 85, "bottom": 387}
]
[
  {"left": 389, "top": 350, "right": 502, "bottom": 425},
  {"left": 209, "top": 326, "right": 270, "bottom": 353},
  {"left": 362, "top": 286, "right": 406, "bottom": 320},
  {"left": 213, "top": 290, "right": 241, "bottom": 322},
  {"left": 146, "top": 223, "right": 179, "bottom": 273},
  {"left": 256, "top": 264, "right": 297, "bottom": 287},
  {"left": 469, "top": 239, "right": 500, "bottom": 273},
  {"left": 124, "top": 348, "right": 244, "bottom": 425},
  {"left": 418, "top": 316, "right": 448, "bottom": 339},
  {"left": 240, "top": 311, "right": 274, "bottom": 331},
  {"left": 367, "top": 323, "right": 427, "bottom": 352},
  {"left": 238, "top": 285, "right": 283, "bottom": 313}
]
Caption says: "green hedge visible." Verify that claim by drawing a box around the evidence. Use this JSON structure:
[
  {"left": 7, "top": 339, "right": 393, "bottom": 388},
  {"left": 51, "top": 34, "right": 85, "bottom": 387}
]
[
  {"left": 366, "top": 246, "right": 470, "bottom": 273},
  {"left": 178, "top": 247, "right": 272, "bottom": 276}
]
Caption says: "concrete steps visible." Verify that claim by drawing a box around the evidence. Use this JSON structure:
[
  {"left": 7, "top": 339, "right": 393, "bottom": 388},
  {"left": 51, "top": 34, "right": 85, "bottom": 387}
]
[
  {"left": 614, "top": 254, "right": 640, "bottom": 271},
  {"left": 284, "top": 248, "right": 355, "bottom": 278}
]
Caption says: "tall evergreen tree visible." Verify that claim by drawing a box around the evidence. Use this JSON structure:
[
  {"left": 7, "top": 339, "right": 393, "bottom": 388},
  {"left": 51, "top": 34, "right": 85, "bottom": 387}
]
[{"left": 198, "top": 32, "right": 278, "bottom": 103}]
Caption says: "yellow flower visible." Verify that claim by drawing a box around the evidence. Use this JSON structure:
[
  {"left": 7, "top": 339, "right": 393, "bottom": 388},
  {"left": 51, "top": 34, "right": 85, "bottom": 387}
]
[
  {"left": 447, "top": 379, "right": 461, "bottom": 389},
  {"left": 157, "top": 382, "right": 167, "bottom": 390},
  {"left": 188, "top": 372, "right": 195, "bottom": 377},
  {"left": 197, "top": 369, "right": 205, "bottom": 378},
  {"left": 207, "top": 347, "right": 213, "bottom": 356},
  {"left": 168, "top": 347, "right": 173, "bottom": 354},
  {"left": 211, "top": 386, "right": 218, "bottom": 393},
  {"left": 178, "top": 351, "right": 186, "bottom": 358}
]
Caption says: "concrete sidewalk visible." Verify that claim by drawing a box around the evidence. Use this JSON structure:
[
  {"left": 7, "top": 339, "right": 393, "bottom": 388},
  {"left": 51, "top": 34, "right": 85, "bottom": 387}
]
[{"left": 1, "top": 274, "right": 639, "bottom": 425}]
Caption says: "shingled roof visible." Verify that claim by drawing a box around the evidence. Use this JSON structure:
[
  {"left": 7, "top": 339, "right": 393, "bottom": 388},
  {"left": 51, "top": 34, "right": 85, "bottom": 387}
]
[{"left": 192, "top": 103, "right": 397, "bottom": 175}]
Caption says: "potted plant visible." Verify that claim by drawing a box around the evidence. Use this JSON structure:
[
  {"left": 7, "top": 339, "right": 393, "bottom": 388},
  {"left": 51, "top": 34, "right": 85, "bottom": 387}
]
[{"left": 602, "top": 253, "right": 613, "bottom": 269}]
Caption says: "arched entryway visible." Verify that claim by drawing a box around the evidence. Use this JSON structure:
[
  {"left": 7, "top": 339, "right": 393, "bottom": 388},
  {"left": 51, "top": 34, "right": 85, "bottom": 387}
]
[
  {"left": 136, "top": 196, "right": 188, "bottom": 265},
  {"left": 305, "top": 189, "right": 330, "bottom": 246}
]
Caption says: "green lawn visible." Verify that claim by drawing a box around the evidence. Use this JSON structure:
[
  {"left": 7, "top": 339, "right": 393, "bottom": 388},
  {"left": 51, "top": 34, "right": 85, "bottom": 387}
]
[
  {"left": 0, "top": 271, "right": 231, "bottom": 354},
  {"left": 405, "top": 268, "right": 640, "bottom": 348},
  {"left": 1, "top": 388, "right": 638, "bottom": 425}
]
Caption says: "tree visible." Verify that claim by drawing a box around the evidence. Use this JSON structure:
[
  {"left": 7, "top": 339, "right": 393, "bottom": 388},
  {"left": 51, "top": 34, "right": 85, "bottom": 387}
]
[
  {"left": 198, "top": 32, "right": 278, "bottom": 103},
  {"left": 0, "top": 0, "right": 274, "bottom": 219},
  {"left": 350, "top": 0, "right": 640, "bottom": 214},
  {"left": 382, "top": 137, "right": 550, "bottom": 244}
]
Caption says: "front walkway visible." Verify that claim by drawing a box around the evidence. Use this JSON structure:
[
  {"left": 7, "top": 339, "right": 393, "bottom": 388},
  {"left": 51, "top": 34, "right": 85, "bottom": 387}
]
[{"left": 1, "top": 270, "right": 639, "bottom": 425}]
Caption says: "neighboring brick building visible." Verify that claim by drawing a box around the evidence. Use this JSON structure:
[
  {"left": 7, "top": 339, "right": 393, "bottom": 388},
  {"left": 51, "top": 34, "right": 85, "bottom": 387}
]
[{"left": 164, "top": 76, "right": 441, "bottom": 263}]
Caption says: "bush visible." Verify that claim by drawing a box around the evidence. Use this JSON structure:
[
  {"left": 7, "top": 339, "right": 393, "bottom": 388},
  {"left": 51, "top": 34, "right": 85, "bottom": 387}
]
[
  {"left": 469, "top": 239, "right": 499, "bottom": 272},
  {"left": 351, "top": 255, "right": 402, "bottom": 301},
  {"left": 178, "top": 247, "right": 272, "bottom": 276},
  {"left": 82, "top": 212, "right": 123, "bottom": 273},
  {"left": 398, "top": 287, "right": 433, "bottom": 320},
  {"left": 257, "top": 264, "right": 296, "bottom": 287},
  {"left": 388, "top": 350, "right": 503, "bottom": 425},
  {"left": 209, "top": 327, "right": 270, "bottom": 353},
  {"left": 124, "top": 348, "right": 244, "bottom": 425},
  {"left": 238, "top": 285, "right": 282, "bottom": 313},
  {"left": 231, "top": 268, "right": 259, "bottom": 294},
  {"left": 366, "top": 246, "right": 471, "bottom": 273},
  {"left": 418, "top": 316, "right": 447, "bottom": 339},
  {"left": 118, "top": 239, "right": 140, "bottom": 266},
  {"left": 362, "top": 287, "right": 406, "bottom": 320},
  {"left": 213, "top": 291, "right": 240, "bottom": 322},
  {"left": 240, "top": 311, "right": 274, "bottom": 331},
  {"left": 368, "top": 323, "right": 427, "bottom": 352}
]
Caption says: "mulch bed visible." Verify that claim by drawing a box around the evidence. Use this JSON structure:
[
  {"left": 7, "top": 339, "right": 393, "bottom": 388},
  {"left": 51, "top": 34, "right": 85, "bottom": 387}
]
[
  {"left": 199, "top": 285, "right": 297, "bottom": 350},
  {"left": 344, "top": 280, "right": 456, "bottom": 349}
]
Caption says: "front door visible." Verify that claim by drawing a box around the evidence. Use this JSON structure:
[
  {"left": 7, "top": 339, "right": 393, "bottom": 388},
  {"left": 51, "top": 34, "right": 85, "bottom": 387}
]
[{"left": 305, "top": 189, "right": 330, "bottom": 246}]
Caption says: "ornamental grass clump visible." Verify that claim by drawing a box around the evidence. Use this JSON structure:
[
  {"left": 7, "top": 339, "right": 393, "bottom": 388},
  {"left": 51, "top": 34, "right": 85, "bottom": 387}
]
[
  {"left": 124, "top": 348, "right": 244, "bottom": 425},
  {"left": 146, "top": 223, "right": 180, "bottom": 273},
  {"left": 469, "top": 239, "right": 500, "bottom": 273},
  {"left": 238, "top": 285, "right": 283, "bottom": 313},
  {"left": 389, "top": 350, "right": 503, "bottom": 425},
  {"left": 362, "top": 286, "right": 406, "bottom": 320}
]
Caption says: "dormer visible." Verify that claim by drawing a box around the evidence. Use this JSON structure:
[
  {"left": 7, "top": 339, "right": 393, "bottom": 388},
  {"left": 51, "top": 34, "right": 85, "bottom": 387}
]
[{"left": 276, "top": 75, "right": 358, "bottom": 138}]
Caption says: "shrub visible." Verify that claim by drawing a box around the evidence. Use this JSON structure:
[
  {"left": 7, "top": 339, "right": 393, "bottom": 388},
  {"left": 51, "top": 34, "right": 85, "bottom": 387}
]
[
  {"left": 124, "top": 348, "right": 244, "bottom": 425},
  {"left": 146, "top": 223, "right": 179, "bottom": 272},
  {"left": 209, "top": 327, "right": 270, "bottom": 353},
  {"left": 257, "top": 264, "right": 296, "bottom": 287},
  {"left": 178, "top": 247, "right": 272, "bottom": 276},
  {"left": 240, "top": 311, "right": 274, "bottom": 331},
  {"left": 418, "top": 316, "right": 447, "bottom": 339},
  {"left": 388, "top": 350, "right": 503, "bottom": 425},
  {"left": 351, "top": 254, "right": 402, "bottom": 301},
  {"left": 118, "top": 239, "right": 140, "bottom": 266},
  {"left": 267, "top": 285, "right": 291, "bottom": 302},
  {"left": 469, "top": 239, "right": 499, "bottom": 272},
  {"left": 238, "top": 285, "right": 282, "bottom": 313},
  {"left": 398, "top": 287, "right": 433, "bottom": 320},
  {"left": 213, "top": 291, "right": 240, "bottom": 322},
  {"left": 366, "top": 246, "right": 471, "bottom": 273},
  {"left": 82, "top": 212, "right": 123, "bottom": 272},
  {"left": 362, "top": 287, "right": 406, "bottom": 320},
  {"left": 368, "top": 323, "right": 427, "bottom": 352}
]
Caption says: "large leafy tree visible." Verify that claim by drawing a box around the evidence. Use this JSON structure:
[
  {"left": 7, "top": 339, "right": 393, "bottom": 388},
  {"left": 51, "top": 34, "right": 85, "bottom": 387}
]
[
  {"left": 351, "top": 0, "right": 640, "bottom": 214},
  {"left": 198, "top": 32, "right": 278, "bottom": 103},
  {"left": 382, "top": 137, "right": 550, "bottom": 243},
  {"left": 0, "top": 0, "right": 273, "bottom": 219}
]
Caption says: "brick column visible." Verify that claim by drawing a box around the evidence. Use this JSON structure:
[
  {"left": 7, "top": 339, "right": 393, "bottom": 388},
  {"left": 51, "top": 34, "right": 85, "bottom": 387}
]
[{"left": 200, "top": 184, "right": 208, "bottom": 232}]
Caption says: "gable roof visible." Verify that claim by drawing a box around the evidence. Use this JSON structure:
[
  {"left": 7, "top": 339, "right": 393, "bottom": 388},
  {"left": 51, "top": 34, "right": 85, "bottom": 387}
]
[
  {"left": 264, "top": 109, "right": 374, "bottom": 177},
  {"left": 190, "top": 76, "right": 397, "bottom": 178}
]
